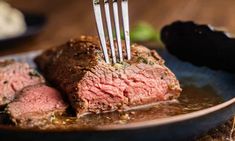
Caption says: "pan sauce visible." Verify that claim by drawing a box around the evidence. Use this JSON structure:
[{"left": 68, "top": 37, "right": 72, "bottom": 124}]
[
  {"left": 0, "top": 85, "right": 224, "bottom": 129},
  {"left": 49, "top": 85, "right": 223, "bottom": 129}
]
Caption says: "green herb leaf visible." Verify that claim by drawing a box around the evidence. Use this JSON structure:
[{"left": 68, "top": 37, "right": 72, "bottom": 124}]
[
  {"left": 28, "top": 70, "right": 41, "bottom": 78},
  {"left": 122, "top": 22, "right": 160, "bottom": 43}
]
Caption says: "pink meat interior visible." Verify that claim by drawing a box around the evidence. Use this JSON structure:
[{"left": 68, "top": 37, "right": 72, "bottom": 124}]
[{"left": 78, "top": 63, "right": 181, "bottom": 114}]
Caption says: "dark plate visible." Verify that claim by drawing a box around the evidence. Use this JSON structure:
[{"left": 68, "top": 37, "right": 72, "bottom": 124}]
[
  {"left": 0, "top": 12, "right": 46, "bottom": 46},
  {"left": 0, "top": 49, "right": 234, "bottom": 141}
]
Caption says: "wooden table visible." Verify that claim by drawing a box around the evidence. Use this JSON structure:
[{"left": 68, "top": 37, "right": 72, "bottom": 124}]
[
  {"left": 1, "top": 0, "right": 235, "bottom": 56},
  {"left": 1, "top": 0, "right": 235, "bottom": 140}
]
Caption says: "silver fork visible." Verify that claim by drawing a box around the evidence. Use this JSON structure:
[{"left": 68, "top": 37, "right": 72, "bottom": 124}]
[{"left": 92, "top": 0, "right": 131, "bottom": 64}]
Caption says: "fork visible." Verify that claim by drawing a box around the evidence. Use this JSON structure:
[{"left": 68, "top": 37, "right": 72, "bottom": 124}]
[{"left": 92, "top": 0, "right": 131, "bottom": 64}]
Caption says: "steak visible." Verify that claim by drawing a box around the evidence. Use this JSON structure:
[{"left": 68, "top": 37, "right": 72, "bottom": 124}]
[
  {"left": 35, "top": 36, "right": 181, "bottom": 117},
  {"left": 0, "top": 60, "right": 44, "bottom": 106},
  {"left": 6, "top": 84, "right": 67, "bottom": 128}
]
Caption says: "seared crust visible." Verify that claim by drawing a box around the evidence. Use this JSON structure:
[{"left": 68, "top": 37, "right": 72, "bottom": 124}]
[{"left": 35, "top": 36, "right": 181, "bottom": 116}]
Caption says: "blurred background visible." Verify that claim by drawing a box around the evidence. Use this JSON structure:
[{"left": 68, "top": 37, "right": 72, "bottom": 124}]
[{"left": 1, "top": 0, "right": 235, "bottom": 55}]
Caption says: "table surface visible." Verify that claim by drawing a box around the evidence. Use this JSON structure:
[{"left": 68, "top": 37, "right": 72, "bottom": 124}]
[
  {"left": 1, "top": 0, "right": 235, "bottom": 140},
  {"left": 1, "top": 0, "right": 235, "bottom": 56}
]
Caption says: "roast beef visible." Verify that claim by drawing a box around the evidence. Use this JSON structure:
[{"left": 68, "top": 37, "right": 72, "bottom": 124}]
[
  {"left": 0, "top": 60, "right": 44, "bottom": 106},
  {"left": 35, "top": 36, "right": 181, "bottom": 117},
  {"left": 6, "top": 84, "right": 67, "bottom": 128}
]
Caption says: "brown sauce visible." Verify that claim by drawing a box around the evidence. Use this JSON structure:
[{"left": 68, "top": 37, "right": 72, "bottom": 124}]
[
  {"left": 49, "top": 85, "right": 224, "bottom": 129},
  {"left": 0, "top": 85, "right": 224, "bottom": 129}
]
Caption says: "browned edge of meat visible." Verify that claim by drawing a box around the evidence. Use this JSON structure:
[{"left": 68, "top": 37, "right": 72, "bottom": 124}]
[
  {"left": 6, "top": 84, "right": 68, "bottom": 128},
  {"left": 0, "top": 60, "right": 45, "bottom": 106},
  {"left": 35, "top": 36, "right": 182, "bottom": 117}
]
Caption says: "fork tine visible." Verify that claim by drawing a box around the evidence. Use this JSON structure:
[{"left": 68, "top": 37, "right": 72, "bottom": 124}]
[
  {"left": 104, "top": 0, "right": 117, "bottom": 63},
  {"left": 121, "top": 0, "right": 131, "bottom": 60},
  {"left": 112, "top": 0, "right": 124, "bottom": 62},
  {"left": 93, "top": 0, "right": 110, "bottom": 63}
]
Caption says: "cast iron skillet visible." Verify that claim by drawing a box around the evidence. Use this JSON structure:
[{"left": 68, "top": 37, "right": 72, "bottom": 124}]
[
  {"left": 0, "top": 50, "right": 234, "bottom": 141},
  {"left": 0, "top": 12, "right": 46, "bottom": 46}
]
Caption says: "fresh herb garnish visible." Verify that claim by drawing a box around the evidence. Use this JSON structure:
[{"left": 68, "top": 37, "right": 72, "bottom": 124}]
[
  {"left": 28, "top": 70, "right": 41, "bottom": 78},
  {"left": 137, "top": 56, "right": 148, "bottom": 64},
  {"left": 122, "top": 22, "right": 161, "bottom": 43}
]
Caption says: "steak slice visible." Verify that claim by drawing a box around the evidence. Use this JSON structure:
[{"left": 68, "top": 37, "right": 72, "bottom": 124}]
[
  {"left": 0, "top": 60, "right": 44, "bottom": 106},
  {"left": 6, "top": 84, "right": 67, "bottom": 128},
  {"left": 35, "top": 36, "right": 181, "bottom": 117}
]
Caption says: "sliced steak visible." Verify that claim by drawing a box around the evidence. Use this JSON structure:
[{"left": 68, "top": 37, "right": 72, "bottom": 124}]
[
  {"left": 0, "top": 60, "right": 44, "bottom": 106},
  {"left": 6, "top": 84, "right": 67, "bottom": 128},
  {"left": 35, "top": 36, "right": 181, "bottom": 117}
]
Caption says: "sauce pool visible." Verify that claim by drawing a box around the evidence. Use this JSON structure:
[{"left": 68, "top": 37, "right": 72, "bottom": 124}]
[{"left": 49, "top": 85, "right": 223, "bottom": 129}]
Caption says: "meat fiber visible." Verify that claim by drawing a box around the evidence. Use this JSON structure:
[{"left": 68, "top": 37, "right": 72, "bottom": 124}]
[
  {"left": 0, "top": 60, "right": 44, "bottom": 106},
  {"left": 6, "top": 84, "right": 67, "bottom": 128},
  {"left": 35, "top": 36, "right": 181, "bottom": 117}
]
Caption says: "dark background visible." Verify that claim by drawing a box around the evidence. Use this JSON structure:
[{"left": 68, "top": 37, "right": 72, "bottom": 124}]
[{"left": 1, "top": 0, "right": 235, "bottom": 56}]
